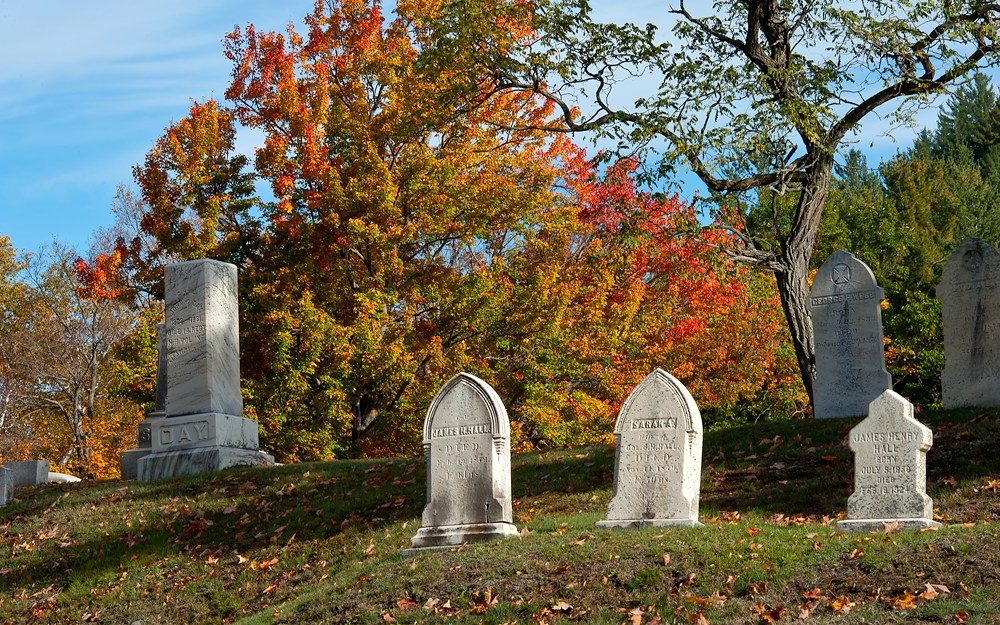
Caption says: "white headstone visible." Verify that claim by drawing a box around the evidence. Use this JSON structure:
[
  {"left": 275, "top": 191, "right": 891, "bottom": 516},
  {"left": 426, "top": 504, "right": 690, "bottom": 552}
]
[
  {"left": 406, "top": 373, "right": 518, "bottom": 551},
  {"left": 0, "top": 467, "right": 12, "bottom": 506},
  {"left": 597, "top": 369, "right": 703, "bottom": 528},
  {"left": 836, "top": 390, "right": 941, "bottom": 533},
  {"left": 937, "top": 237, "right": 1000, "bottom": 408},
  {"left": 810, "top": 250, "right": 892, "bottom": 418},
  {"left": 7, "top": 460, "right": 50, "bottom": 487},
  {"left": 137, "top": 260, "right": 272, "bottom": 481}
]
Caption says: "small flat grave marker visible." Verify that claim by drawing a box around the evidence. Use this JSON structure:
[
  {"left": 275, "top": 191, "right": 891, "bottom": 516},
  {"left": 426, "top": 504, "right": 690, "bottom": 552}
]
[
  {"left": 597, "top": 369, "right": 703, "bottom": 528},
  {"left": 836, "top": 389, "right": 941, "bottom": 533}
]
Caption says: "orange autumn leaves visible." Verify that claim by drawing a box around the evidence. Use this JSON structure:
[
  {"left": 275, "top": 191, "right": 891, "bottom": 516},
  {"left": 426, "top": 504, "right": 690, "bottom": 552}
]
[{"left": 79, "top": 0, "right": 801, "bottom": 460}]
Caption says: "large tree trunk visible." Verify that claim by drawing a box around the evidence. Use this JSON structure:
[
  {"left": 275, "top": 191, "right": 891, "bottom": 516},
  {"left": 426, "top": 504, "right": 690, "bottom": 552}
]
[
  {"left": 772, "top": 150, "right": 836, "bottom": 411},
  {"left": 774, "top": 263, "right": 816, "bottom": 405}
]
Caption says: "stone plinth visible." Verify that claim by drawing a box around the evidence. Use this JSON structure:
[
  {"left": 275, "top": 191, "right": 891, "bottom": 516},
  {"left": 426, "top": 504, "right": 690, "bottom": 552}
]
[
  {"left": 137, "top": 260, "right": 272, "bottom": 482},
  {"left": 836, "top": 390, "right": 941, "bottom": 533},
  {"left": 8, "top": 460, "right": 50, "bottom": 488},
  {"left": 0, "top": 467, "right": 12, "bottom": 506},
  {"left": 122, "top": 322, "right": 168, "bottom": 480},
  {"left": 405, "top": 373, "right": 518, "bottom": 553},
  {"left": 937, "top": 237, "right": 1000, "bottom": 408},
  {"left": 597, "top": 369, "right": 704, "bottom": 529},
  {"left": 810, "top": 250, "right": 892, "bottom": 419}
]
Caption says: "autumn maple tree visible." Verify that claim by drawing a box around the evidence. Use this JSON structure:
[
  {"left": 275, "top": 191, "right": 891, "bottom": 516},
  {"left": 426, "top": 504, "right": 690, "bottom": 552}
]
[
  {"left": 445, "top": 0, "right": 1000, "bottom": 406},
  {"left": 83, "top": 0, "right": 801, "bottom": 459}
]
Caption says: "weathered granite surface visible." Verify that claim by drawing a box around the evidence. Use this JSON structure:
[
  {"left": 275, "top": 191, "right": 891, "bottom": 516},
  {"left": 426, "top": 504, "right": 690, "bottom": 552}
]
[
  {"left": 810, "top": 250, "right": 892, "bottom": 419},
  {"left": 164, "top": 260, "right": 242, "bottom": 418},
  {"left": 8, "top": 460, "right": 50, "bottom": 488},
  {"left": 0, "top": 467, "right": 12, "bottom": 506},
  {"left": 937, "top": 237, "right": 1000, "bottom": 408},
  {"left": 597, "top": 369, "right": 704, "bottom": 529},
  {"left": 406, "top": 373, "right": 518, "bottom": 552},
  {"left": 836, "top": 389, "right": 941, "bottom": 533},
  {"left": 137, "top": 259, "right": 272, "bottom": 482}
]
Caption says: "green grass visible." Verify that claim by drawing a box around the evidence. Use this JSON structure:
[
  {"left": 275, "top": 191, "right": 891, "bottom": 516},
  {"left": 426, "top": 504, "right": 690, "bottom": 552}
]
[{"left": 2, "top": 407, "right": 1000, "bottom": 624}]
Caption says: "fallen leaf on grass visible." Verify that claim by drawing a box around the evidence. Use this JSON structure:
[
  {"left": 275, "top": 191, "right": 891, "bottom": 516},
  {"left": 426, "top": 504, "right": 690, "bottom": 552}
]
[
  {"left": 551, "top": 601, "right": 573, "bottom": 612},
  {"left": 882, "top": 521, "right": 901, "bottom": 534},
  {"left": 849, "top": 548, "right": 864, "bottom": 559},
  {"left": 830, "top": 596, "right": 855, "bottom": 614},
  {"left": 748, "top": 582, "right": 767, "bottom": 595},
  {"left": 662, "top": 553, "right": 671, "bottom": 566},
  {"left": 888, "top": 592, "right": 916, "bottom": 610},
  {"left": 568, "top": 534, "right": 594, "bottom": 546},
  {"left": 954, "top": 610, "right": 970, "bottom": 624},
  {"left": 921, "top": 583, "right": 950, "bottom": 600},
  {"left": 395, "top": 598, "right": 417, "bottom": 611}
]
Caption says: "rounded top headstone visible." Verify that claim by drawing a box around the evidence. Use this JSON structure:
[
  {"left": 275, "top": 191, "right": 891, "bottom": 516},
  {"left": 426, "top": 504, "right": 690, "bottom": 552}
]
[{"left": 422, "top": 372, "right": 510, "bottom": 444}]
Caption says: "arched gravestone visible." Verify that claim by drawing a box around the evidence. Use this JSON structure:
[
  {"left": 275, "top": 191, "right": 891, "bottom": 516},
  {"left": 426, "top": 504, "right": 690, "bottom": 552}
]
[
  {"left": 937, "top": 237, "right": 1000, "bottom": 408},
  {"left": 407, "top": 373, "right": 518, "bottom": 550},
  {"left": 809, "top": 250, "right": 892, "bottom": 419},
  {"left": 596, "top": 369, "right": 703, "bottom": 529},
  {"left": 836, "top": 389, "right": 941, "bottom": 533}
]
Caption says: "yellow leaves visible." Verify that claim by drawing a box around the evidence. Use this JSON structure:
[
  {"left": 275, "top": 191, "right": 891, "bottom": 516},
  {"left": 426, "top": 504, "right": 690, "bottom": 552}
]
[{"left": 829, "top": 595, "right": 855, "bottom": 614}]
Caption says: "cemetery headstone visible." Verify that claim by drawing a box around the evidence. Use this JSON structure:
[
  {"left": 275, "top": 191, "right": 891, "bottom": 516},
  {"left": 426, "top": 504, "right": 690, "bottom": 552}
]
[
  {"left": 836, "top": 389, "right": 941, "bottom": 533},
  {"left": 137, "top": 259, "right": 273, "bottom": 481},
  {"left": 810, "top": 250, "right": 892, "bottom": 418},
  {"left": 121, "top": 322, "right": 168, "bottom": 479},
  {"left": 7, "top": 460, "right": 50, "bottom": 488},
  {"left": 0, "top": 467, "right": 12, "bottom": 506},
  {"left": 406, "top": 373, "right": 518, "bottom": 552},
  {"left": 937, "top": 237, "right": 1000, "bottom": 408},
  {"left": 597, "top": 369, "right": 704, "bottom": 528}
]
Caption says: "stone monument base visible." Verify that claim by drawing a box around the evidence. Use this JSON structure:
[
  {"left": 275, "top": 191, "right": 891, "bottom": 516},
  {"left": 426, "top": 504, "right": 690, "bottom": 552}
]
[
  {"left": 596, "top": 518, "right": 704, "bottom": 529},
  {"left": 137, "top": 447, "right": 273, "bottom": 482},
  {"left": 120, "top": 448, "right": 152, "bottom": 480},
  {"left": 1, "top": 467, "right": 12, "bottom": 506},
  {"left": 404, "top": 522, "right": 519, "bottom": 554},
  {"left": 836, "top": 518, "right": 942, "bottom": 534}
]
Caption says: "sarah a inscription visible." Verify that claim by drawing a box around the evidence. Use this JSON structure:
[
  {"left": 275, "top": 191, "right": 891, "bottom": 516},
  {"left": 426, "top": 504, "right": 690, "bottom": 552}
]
[
  {"left": 406, "top": 373, "right": 518, "bottom": 551},
  {"left": 597, "top": 369, "right": 703, "bottom": 528}
]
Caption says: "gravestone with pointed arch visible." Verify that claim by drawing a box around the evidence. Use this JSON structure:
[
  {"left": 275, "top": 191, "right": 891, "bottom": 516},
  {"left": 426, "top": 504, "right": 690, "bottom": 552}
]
[
  {"left": 809, "top": 250, "right": 892, "bottom": 418},
  {"left": 937, "top": 237, "right": 1000, "bottom": 408},
  {"left": 407, "top": 373, "right": 518, "bottom": 551},
  {"left": 836, "top": 389, "right": 941, "bottom": 533},
  {"left": 596, "top": 369, "right": 704, "bottom": 528}
]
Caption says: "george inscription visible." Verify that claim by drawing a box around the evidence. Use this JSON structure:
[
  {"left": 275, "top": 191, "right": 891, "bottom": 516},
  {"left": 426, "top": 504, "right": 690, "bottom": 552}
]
[{"left": 810, "top": 289, "right": 877, "bottom": 307}]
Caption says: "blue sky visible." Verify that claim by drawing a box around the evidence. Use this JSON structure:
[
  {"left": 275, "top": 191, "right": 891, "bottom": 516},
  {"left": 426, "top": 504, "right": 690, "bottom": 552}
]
[
  {"left": 0, "top": 1, "right": 316, "bottom": 253},
  {"left": 0, "top": 2, "right": 948, "bottom": 255}
]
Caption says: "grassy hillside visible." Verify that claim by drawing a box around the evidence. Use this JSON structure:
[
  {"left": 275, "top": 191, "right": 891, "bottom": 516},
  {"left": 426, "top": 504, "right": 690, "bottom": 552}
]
[{"left": 2, "top": 408, "right": 1000, "bottom": 624}]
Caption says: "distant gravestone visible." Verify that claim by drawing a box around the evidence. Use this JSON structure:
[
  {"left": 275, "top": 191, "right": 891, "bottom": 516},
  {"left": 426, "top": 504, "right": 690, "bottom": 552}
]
[
  {"left": 937, "top": 237, "right": 1000, "bottom": 408},
  {"left": 810, "top": 250, "right": 892, "bottom": 419},
  {"left": 121, "top": 322, "right": 168, "bottom": 479},
  {"left": 836, "top": 390, "right": 941, "bottom": 533},
  {"left": 137, "top": 260, "right": 272, "bottom": 481},
  {"left": 7, "top": 460, "right": 50, "bottom": 488},
  {"left": 406, "top": 373, "right": 518, "bottom": 552},
  {"left": 597, "top": 369, "right": 703, "bottom": 528},
  {"left": 0, "top": 467, "right": 12, "bottom": 506}
]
